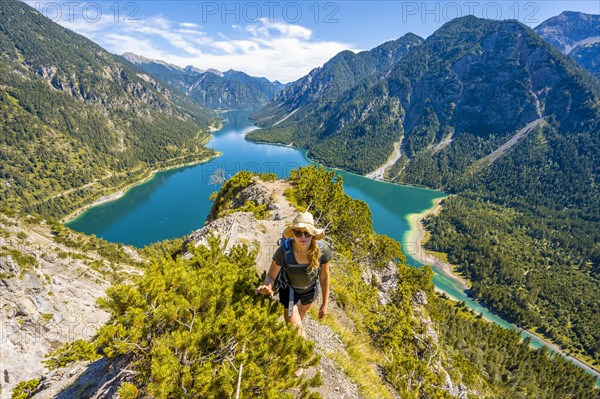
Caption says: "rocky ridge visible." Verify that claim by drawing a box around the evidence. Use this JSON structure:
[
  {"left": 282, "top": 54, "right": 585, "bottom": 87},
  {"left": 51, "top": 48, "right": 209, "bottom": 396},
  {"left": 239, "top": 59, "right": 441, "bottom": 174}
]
[
  {"left": 0, "top": 214, "right": 141, "bottom": 399},
  {"left": 19, "top": 178, "right": 462, "bottom": 398},
  {"left": 185, "top": 179, "right": 369, "bottom": 398}
]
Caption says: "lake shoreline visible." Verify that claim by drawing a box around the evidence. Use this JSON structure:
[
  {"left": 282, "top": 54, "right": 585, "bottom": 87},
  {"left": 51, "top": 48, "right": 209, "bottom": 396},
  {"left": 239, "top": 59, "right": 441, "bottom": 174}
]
[
  {"left": 404, "top": 196, "right": 470, "bottom": 291},
  {"left": 406, "top": 197, "right": 600, "bottom": 384},
  {"left": 62, "top": 152, "right": 222, "bottom": 224},
  {"left": 61, "top": 124, "right": 226, "bottom": 224}
]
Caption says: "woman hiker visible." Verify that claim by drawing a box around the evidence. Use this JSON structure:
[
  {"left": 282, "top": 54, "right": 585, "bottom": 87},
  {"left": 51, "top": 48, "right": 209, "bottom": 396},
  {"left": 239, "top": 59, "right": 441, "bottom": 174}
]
[{"left": 256, "top": 211, "right": 332, "bottom": 375}]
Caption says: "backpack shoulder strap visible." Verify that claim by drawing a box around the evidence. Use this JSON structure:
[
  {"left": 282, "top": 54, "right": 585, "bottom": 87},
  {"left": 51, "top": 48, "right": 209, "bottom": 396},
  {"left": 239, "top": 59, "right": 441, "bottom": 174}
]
[{"left": 278, "top": 237, "right": 294, "bottom": 270}]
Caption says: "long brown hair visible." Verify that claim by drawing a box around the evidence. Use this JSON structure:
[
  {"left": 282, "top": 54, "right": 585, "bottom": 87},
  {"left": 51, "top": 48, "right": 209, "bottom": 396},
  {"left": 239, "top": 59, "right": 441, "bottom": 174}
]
[{"left": 308, "top": 238, "right": 321, "bottom": 274}]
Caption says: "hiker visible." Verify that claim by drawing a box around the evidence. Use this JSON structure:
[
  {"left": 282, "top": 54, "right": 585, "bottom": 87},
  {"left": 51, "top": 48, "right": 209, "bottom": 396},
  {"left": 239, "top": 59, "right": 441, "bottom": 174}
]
[{"left": 256, "top": 211, "right": 332, "bottom": 337}]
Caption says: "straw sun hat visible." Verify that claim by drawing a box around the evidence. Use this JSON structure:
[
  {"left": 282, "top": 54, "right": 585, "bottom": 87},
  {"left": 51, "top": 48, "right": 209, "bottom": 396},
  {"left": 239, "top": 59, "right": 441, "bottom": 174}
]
[{"left": 283, "top": 212, "right": 324, "bottom": 240}]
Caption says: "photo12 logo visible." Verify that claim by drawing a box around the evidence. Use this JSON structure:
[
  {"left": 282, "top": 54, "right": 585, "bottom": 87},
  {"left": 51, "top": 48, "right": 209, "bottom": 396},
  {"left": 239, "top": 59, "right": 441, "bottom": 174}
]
[
  {"left": 200, "top": 1, "right": 340, "bottom": 24},
  {"left": 400, "top": 1, "right": 540, "bottom": 24},
  {"left": 201, "top": 161, "right": 302, "bottom": 184},
  {"left": 33, "top": 1, "right": 140, "bottom": 23}
]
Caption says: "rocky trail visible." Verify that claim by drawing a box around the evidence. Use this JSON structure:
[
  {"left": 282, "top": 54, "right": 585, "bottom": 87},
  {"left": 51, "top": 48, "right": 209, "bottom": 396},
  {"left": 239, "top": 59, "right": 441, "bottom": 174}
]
[
  {"left": 4, "top": 180, "right": 369, "bottom": 399},
  {"left": 185, "top": 179, "right": 368, "bottom": 398}
]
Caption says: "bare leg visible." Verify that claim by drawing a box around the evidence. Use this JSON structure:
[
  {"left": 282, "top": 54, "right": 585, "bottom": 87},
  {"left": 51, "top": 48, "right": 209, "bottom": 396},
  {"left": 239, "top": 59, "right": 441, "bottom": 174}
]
[
  {"left": 284, "top": 302, "right": 312, "bottom": 335},
  {"left": 298, "top": 302, "right": 312, "bottom": 322},
  {"left": 284, "top": 303, "right": 312, "bottom": 377},
  {"left": 283, "top": 304, "right": 303, "bottom": 336}
]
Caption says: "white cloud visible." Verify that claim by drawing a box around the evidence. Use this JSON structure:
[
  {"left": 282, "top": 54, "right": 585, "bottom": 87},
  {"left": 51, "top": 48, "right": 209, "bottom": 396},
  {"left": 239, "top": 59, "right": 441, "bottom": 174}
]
[
  {"left": 179, "top": 22, "right": 201, "bottom": 29},
  {"left": 247, "top": 18, "right": 313, "bottom": 40},
  {"left": 26, "top": 1, "right": 357, "bottom": 82}
]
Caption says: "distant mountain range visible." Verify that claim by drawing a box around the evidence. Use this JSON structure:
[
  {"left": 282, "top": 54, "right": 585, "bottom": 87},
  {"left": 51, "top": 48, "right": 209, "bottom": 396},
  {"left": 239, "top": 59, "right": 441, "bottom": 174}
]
[
  {"left": 122, "top": 53, "right": 286, "bottom": 110},
  {"left": 535, "top": 11, "right": 600, "bottom": 78},
  {"left": 0, "top": 0, "right": 218, "bottom": 217}
]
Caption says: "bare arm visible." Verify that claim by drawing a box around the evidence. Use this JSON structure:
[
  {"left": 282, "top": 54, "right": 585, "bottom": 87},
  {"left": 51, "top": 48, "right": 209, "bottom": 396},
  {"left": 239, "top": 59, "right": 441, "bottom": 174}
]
[
  {"left": 318, "top": 262, "right": 331, "bottom": 319},
  {"left": 256, "top": 260, "right": 282, "bottom": 298}
]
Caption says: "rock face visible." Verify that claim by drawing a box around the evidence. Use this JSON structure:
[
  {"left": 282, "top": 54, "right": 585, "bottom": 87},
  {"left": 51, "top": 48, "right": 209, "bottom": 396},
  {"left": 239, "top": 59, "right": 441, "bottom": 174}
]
[
  {"left": 361, "top": 261, "right": 399, "bottom": 305},
  {"left": 0, "top": 215, "right": 138, "bottom": 399},
  {"left": 535, "top": 11, "right": 600, "bottom": 78},
  {"left": 185, "top": 179, "right": 299, "bottom": 274},
  {"left": 535, "top": 11, "right": 600, "bottom": 53},
  {"left": 30, "top": 358, "right": 126, "bottom": 399}
]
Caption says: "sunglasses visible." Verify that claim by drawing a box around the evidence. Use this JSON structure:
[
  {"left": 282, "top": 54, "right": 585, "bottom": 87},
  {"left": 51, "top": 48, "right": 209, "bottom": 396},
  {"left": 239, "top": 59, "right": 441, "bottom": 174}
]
[{"left": 293, "top": 230, "right": 313, "bottom": 238}]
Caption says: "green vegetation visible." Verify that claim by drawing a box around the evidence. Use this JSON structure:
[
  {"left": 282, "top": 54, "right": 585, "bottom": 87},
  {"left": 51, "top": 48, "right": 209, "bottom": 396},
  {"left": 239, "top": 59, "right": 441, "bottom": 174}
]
[
  {"left": 208, "top": 171, "right": 273, "bottom": 221},
  {"left": 425, "top": 196, "right": 600, "bottom": 365},
  {"left": 0, "top": 248, "right": 36, "bottom": 271},
  {"left": 43, "top": 339, "right": 101, "bottom": 370},
  {"left": 434, "top": 298, "right": 598, "bottom": 398},
  {"left": 315, "top": 310, "right": 396, "bottom": 399},
  {"left": 49, "top": 221, "right": 143, "bottom": 267},
  {"left": 116, "top": 382, "right": 140, "bottom": 399},
  {"left": 141, "top": 236, "right": 186, "bottom": 262},
  {"left": 95, "top": 234, "right": 321, "bottom": 398},
  {"left": 0, "top": 0, "right": 218, "bottom": 219},
  {"left": 11, "top": 378, "right": 41, "bottom": 399},
  {"left": 20, "top": 167, "right": 597, "bottom": 397},
  {"left": 419, "top": 121, "right": 600, "bottom": 364},
  {"left": 247, "top": 91, "right": 406, "bottom": 175}
]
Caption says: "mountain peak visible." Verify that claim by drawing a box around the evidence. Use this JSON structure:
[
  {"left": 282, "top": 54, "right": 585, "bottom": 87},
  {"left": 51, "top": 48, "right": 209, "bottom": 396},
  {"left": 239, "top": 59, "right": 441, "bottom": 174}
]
[
  {"left": 535, "top": 11, "right": 600, "bottom": 54},
  {"left": 205, "top": 68, "right": 223, "bottom": 76},
  {"left": 122, "top": 52, "right": 184, "bottom": 71},
  {"left": 559, "top": 10, "right": 597, "bottom": 18},
  {"left": 534, "top": 11, "right": 600, "bottom": 77},
  {"left": 121, "top": 52, "right": 151, "bottom": 63},
  {"left": 185, "top": 65, "right": 205, "bottom": 74}
]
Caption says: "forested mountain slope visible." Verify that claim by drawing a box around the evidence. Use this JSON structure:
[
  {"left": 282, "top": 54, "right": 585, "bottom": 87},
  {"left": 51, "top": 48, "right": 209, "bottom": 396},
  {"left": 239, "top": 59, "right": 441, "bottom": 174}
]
[
  {"left": 250, "top": 33, "right": 423, "bottom": 127},
  {"left": 0, "top": 0, "right": 218, "bottom": 219},
  {"left": 249, "top": 17, "right": 599, "bottom": 176}
]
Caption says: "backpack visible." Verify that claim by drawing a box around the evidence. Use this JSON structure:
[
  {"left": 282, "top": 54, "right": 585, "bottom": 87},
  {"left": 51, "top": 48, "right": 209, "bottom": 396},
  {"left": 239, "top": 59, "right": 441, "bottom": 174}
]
[{"left": 272, "top": 237, "right": 293, "bottom": 294}]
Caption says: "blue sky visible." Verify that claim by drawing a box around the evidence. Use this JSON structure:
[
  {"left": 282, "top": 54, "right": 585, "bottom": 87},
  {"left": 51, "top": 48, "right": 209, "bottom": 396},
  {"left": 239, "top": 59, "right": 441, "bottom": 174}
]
[{"left": 26, "top": 1, "right": 600, "bottom": 82}]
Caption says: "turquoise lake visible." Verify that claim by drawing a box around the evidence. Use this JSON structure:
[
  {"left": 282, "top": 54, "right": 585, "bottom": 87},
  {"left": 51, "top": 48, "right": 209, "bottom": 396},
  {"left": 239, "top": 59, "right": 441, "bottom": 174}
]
[
  {"left": 67, "top": 110, "right": 444, "bottom": 253},
  {"left": 66, "top": 110, "right": 599, "bottom": 384}
]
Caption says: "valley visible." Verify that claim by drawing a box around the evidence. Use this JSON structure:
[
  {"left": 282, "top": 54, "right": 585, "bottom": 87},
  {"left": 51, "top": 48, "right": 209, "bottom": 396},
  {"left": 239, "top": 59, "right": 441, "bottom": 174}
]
[{"left": 1, "top": 0, "right": 598, "bottom": 396}]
